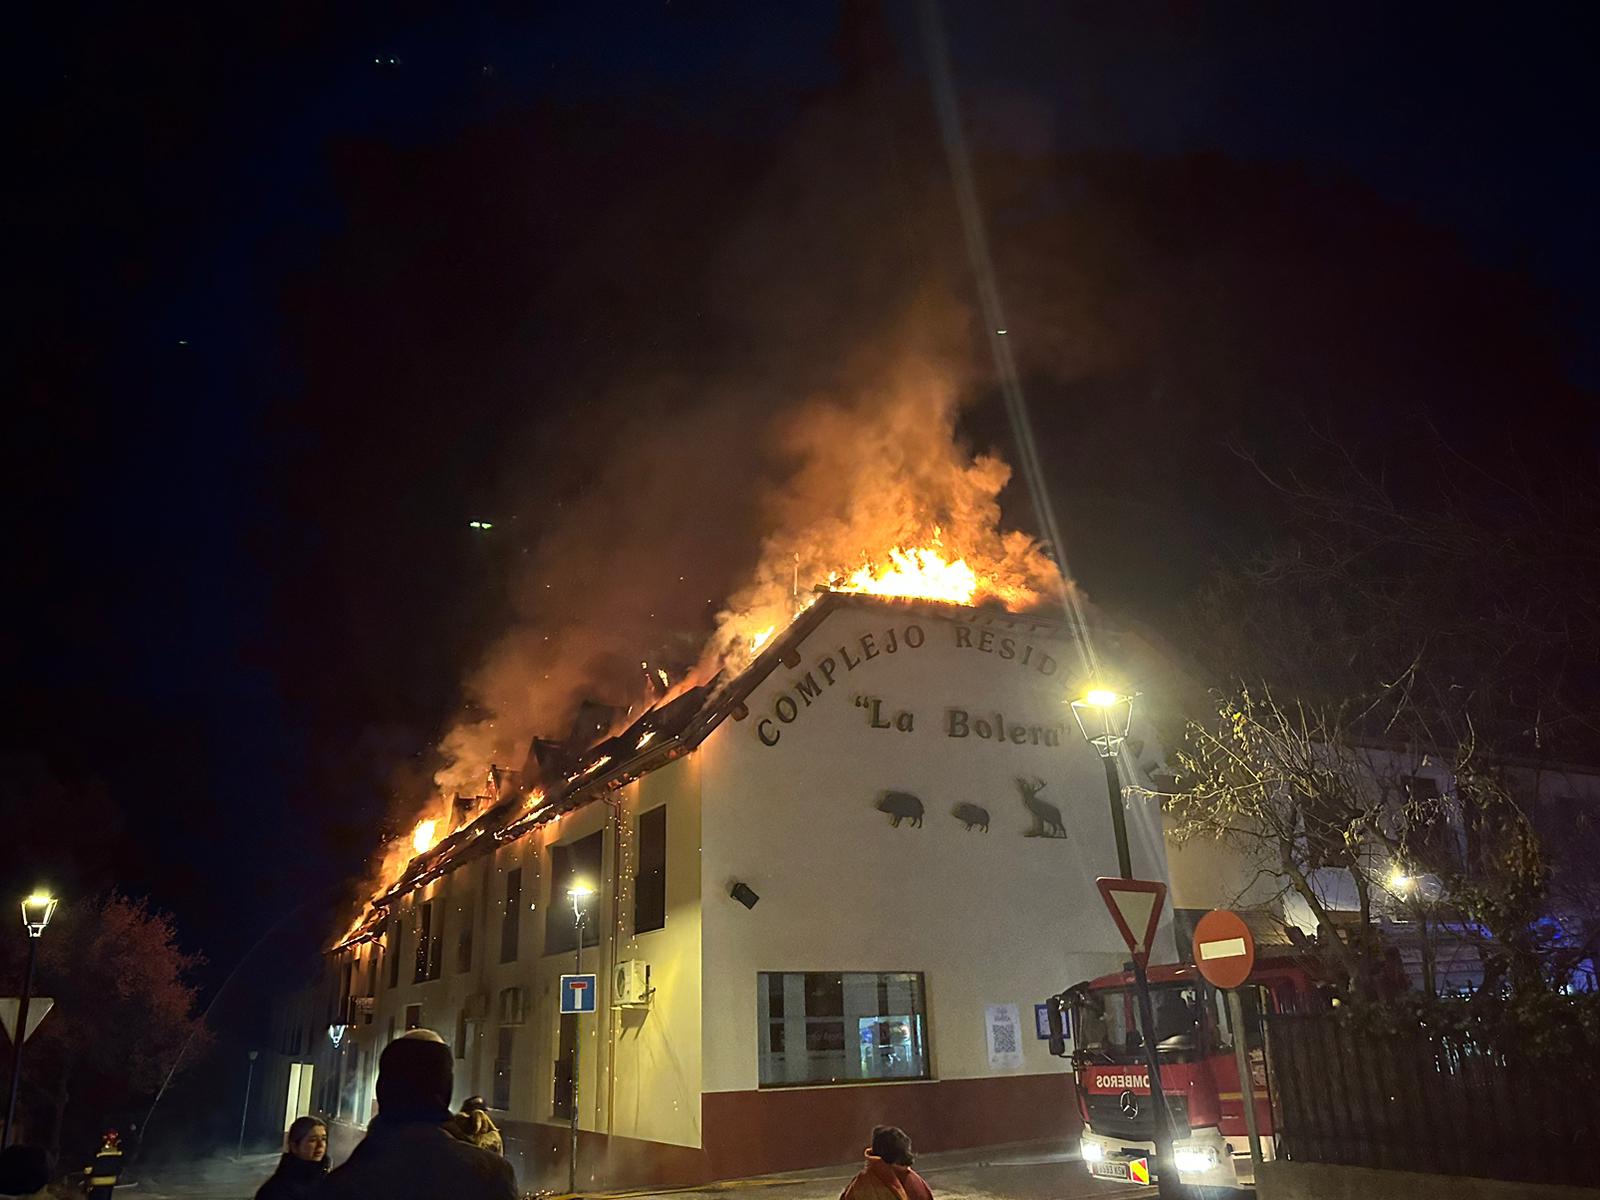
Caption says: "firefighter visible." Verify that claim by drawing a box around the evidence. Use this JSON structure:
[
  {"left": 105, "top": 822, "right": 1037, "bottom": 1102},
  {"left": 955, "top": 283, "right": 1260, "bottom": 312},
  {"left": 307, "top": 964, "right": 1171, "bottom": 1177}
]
[{"left": 82, "top": 1130, "right": 123, "bottom": 1199}]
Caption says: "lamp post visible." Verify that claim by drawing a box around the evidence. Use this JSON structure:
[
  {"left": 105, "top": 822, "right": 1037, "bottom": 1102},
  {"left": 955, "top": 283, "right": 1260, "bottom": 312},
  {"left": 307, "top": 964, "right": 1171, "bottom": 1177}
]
[
  {"left": 567, "top": 883, "right": 595, "bottom": 1195},
  {"left": 236, "top": 1049, "right": 258, "bottom": 1158},
  {"left": 1070, "top": 690, "right": 1184, "bottom": 1199},
  {"left": 4, "top": 892, "right": 58, "bottom": 1148},
  {"left": 1070, "top": 689, "right": 1136, "bottom": 878}
]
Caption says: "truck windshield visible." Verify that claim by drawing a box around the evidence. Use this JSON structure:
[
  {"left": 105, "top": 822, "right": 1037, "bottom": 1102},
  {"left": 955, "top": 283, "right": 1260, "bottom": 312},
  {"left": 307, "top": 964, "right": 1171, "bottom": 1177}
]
[{"left": 1072, "top": 983, "right": 1204, "bottom": 1063}]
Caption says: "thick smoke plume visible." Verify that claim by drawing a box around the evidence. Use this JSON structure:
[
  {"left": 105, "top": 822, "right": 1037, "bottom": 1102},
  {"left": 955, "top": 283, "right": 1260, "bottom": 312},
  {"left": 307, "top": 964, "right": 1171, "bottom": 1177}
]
[{"left": 432, "top": 293, "right": 1060, "bottom": 799}]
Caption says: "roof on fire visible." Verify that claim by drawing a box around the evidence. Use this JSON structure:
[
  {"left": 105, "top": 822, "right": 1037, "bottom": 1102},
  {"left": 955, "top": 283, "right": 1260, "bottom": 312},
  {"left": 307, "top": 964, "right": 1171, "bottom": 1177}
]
[{"left": 335, "top": 591, "right": 1101, "bottom": 949}]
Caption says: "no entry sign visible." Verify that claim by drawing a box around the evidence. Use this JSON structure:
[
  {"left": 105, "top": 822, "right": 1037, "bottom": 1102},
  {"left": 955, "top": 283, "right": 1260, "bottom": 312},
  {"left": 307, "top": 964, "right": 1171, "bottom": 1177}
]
[
  {"left": 1095, "top": 877, "right": 1167, "bottom": 968},
  {"left": 1192, "top": 909, "right": 1256, "bottom": 990}
]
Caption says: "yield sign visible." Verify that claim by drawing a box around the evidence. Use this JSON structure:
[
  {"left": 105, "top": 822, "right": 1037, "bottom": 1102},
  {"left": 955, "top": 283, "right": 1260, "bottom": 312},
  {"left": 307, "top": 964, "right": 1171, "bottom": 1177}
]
[
  {"left": 0, "top": 998, "right": 53, "bottom": 1045},
  {"left": 1096, "top": 878, "right": 1167, "bottom": 968}
]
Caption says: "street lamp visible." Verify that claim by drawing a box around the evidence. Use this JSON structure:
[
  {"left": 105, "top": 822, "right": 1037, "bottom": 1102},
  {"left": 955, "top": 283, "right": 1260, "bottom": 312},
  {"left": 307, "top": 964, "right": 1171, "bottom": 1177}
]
[
  {"left": 4, "top": 892, "right": 57, "bottom": 1147},
  {"left": 566, "top": 882, "right": 596, "bottom": 1195},
  {"left": 1069, "top": 690, "right": 1184, "bottom": 1199},
  {"left": 1070, "top": 688, "right": 1136, "bottom": 878}
]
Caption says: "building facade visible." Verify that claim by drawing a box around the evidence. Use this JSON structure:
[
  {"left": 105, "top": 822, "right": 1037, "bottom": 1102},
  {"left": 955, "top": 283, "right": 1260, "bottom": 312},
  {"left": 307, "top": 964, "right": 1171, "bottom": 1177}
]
[{"left": 287, "top": 594, "right": 1173, "bottom": 1188}]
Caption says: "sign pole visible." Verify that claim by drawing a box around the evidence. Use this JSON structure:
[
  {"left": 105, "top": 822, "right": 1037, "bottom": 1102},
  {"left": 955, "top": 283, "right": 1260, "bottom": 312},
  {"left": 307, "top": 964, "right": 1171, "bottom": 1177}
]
[
  {"left": 1129, "top": 957, "right": 1181, "bottom": 1198},
  {"left": 1192, "top": 909, "right": 1262, "bottom": 1187},
  {"left": 1095, "top": 879, "right": 1183, "bottom": 1199},
  {"left": 1226, "top": 988, "right": 1264, "bottom": 1172},
  {"left": 2, "top": 937, "right": 38, "bottom": 1148},
  {"left": 569, "top": 910, "right": 582, "bottom": 1196}
]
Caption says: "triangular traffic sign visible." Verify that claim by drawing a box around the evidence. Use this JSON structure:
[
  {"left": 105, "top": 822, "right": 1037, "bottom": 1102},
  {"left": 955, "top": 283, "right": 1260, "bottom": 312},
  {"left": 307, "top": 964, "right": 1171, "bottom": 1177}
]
[
  {"left": 0, "top": 998, "right": 53, "bottom": 1045},
  {"left": 1096, "top": 878, "right": 1167, "bottom": 967}
]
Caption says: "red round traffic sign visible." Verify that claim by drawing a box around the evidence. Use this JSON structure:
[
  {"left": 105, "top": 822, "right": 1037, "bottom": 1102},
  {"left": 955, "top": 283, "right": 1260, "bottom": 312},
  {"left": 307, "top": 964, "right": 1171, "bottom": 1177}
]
[{"left": 1192, "top": 909, "right": 1256, "bottom": 990}]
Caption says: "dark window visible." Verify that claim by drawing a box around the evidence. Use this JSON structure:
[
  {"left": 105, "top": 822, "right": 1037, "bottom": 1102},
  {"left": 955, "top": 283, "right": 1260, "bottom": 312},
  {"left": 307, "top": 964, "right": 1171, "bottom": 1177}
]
[
  {"left": 457, "top": 920, "right": 473, "bottom": 973},
  {"left": 1301, "top": 791, "right": 1352, "bottom": 868},
  {"left": 553, "top": 1015, "right": 577, "bottom": 1118},
  {"left": 404, "top": 1003, "right": 421, "bottom": 1031},
  {"left": 414, "top": 901, "right": 442, "bottom": 982},
  {"left": 386, "top": 1016, "right": 395, "bottom": 1045},
  {"left": 546, "top": 832, "right": 603, "bottom": 955},
  {"left": 1404, "top": 777, "right": 1459, "bottom": 871},
  {"left": 498, "top": 987, "right": 527, "bottom": 1024},
  {"left": 634, "top": 806, "right": 667, "bottom": 934},
  {"left": 757, "top": 971, "right": 929, "bottom": 1088},
  {"left": 386, "top": 917, "right": 402, "bottom": 988},
  {"left": 455, "top": 1012, "right": 468, "bottom": 1060},
  {"left": 500, "top": 869, "right": 522, "bottom": 964},
  {"left": 492, "top": 1027, "right": 515, "bottom": 1109}
]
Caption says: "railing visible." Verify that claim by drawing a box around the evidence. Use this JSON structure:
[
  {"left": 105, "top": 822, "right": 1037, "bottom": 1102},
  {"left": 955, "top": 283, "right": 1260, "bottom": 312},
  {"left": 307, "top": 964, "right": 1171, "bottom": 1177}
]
[{"left": 1266, "top": 1011, "right": 1600, "bottom": 1187}]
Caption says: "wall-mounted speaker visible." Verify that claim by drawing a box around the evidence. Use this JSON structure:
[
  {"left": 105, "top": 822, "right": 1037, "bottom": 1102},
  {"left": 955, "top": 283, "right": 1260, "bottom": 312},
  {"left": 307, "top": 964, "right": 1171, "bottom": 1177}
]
[{"left": 730, "top": 882, "right": 760, "bottom": 910}]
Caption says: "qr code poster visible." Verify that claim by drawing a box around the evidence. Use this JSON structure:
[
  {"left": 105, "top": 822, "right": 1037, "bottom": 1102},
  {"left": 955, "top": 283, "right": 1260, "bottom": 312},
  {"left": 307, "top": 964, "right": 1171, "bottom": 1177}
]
[{"left": 985, "top": 1003, "right": 1024, "bottom": 1070}]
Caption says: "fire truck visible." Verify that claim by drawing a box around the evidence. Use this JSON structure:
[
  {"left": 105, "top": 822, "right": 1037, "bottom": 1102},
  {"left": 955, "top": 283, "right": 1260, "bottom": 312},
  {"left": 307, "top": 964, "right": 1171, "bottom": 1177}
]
[{"left": 1053, "top": 954, "right": 1325, "bottom": 1190}]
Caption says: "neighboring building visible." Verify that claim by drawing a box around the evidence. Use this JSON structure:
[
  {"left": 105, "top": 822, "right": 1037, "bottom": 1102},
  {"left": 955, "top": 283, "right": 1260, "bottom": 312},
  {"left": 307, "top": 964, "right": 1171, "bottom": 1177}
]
[
  {"left": 286, "top": 592, "right": 1174, "bottom": 1189},
  {"left": 1166, "top": 742, "right": 1600, "bottom": 994}
]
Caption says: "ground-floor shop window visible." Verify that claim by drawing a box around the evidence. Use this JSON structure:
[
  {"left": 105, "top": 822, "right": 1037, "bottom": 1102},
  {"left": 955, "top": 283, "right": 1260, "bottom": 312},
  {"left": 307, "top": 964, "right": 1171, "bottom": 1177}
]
[{"left": 756, "top": 971, "right": 929, "bottom": 1087}]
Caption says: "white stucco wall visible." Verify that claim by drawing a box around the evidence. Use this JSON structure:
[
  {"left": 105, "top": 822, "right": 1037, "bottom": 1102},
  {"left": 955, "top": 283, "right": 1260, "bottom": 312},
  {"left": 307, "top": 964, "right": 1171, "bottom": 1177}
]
[{"left": 698, "top": 602, "right": 1170, "bottom": 1095}]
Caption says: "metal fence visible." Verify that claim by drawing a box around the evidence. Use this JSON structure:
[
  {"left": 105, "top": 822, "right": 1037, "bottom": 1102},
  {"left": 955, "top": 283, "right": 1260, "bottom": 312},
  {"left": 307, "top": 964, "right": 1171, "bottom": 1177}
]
[{"left": 1266, "top": 1011, "right": 1600, "bottom": 1187}]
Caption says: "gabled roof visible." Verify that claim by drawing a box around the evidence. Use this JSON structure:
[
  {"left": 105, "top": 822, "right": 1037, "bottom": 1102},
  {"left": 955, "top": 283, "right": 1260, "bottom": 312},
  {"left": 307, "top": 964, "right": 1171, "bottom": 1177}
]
[{"left": 335, "top": 591, "right": 1095, "bottom": 949}]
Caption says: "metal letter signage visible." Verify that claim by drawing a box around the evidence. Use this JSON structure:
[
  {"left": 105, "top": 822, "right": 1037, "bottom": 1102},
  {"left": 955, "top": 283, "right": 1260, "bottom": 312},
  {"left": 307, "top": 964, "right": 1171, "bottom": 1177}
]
[
  {"left": 1095, "top": 877, "right": 1167, "bottom": 968},
  {"left": 559, "top": 974, "right": 598, "bottom": 1015},
  {"left": 1192, "top": 908, "right": 1256, "bottom": 991}
]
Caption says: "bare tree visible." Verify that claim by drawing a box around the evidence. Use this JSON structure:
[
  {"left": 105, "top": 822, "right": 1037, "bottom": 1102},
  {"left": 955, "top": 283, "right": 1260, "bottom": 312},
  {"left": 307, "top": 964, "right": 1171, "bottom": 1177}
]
[{"left": 1159, "top": 676, "right": 1561, "bottom": 1002}]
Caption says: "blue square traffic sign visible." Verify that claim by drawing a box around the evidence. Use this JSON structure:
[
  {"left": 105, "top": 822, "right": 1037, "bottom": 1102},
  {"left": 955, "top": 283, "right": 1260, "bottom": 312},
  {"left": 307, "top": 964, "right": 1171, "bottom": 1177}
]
[{"left": 560, "top": 973, "right": 598, "bottom": 1014}]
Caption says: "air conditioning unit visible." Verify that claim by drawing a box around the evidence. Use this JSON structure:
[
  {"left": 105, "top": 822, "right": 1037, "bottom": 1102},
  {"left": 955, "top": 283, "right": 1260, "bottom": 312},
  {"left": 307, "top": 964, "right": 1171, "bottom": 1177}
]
[{"left": 614, "top": 959, "right": 652, "bottom": 1006}]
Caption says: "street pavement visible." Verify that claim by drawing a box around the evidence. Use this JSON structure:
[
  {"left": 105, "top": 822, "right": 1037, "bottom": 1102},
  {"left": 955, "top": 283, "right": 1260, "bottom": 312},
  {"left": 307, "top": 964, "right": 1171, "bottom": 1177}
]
[{"left": 124, "top": 1141, "right": 1149, "bottom": 1200}]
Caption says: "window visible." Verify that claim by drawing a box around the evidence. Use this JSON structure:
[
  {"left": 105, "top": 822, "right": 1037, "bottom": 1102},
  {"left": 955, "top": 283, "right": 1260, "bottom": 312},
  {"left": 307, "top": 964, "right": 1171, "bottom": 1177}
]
[
  {"left": 404, "top": 1003, "right": 422, "bottom": 1032},
  {"left": 455, "top": 1012, "right": 469, "bottom": 1060},
  {"left": 500, "top": 868, "right": 522, "bottom": 964},
  {"left": 546, "top": 832, "right": 603, "bottom": 955},
  {"left": 1404, "top": 776, "right": 1459, "bottom": 870},
  {"left": 414, "top": 901, "right": 443, "bottom": 982},
  {"left": 552, "top": 1015, "right": 576, "bottom": 1119},
  {"left": 634, "top": 806, "right": 667, "bottom": 934},
  {"left": 386, "top": 917, "right": 402, "bottom": 988},
  {"left": 457, "top": 920, "right": 473, "bottom": 974},
  {"left": 1300, "top": 791, "right": 1353, "bottom": 868},
  {"left": 498, "top": 987, "right": 528, "bottom": 1025},
  {"left": 492, "top": 1027, "right": 515, "bottom": 1110},
  {"left": 756, "top": 971, "right": 929, "bottom": 1088},
  {"left": 386, "top": 1016, "right": 395, "bottom": 1045}
]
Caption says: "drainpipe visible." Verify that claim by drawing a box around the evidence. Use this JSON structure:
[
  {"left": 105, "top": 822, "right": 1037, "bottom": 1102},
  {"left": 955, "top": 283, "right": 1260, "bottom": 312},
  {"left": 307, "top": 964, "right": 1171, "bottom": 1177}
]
[{"left": 605, "top": 794, "right": 625, "bottom": 1138}]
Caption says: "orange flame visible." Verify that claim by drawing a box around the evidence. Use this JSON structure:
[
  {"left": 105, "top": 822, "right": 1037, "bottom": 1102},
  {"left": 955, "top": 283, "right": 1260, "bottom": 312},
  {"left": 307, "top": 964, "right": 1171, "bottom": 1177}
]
[
  {"left": 837, "top": 544, "right": 978, "bottom": 604},
  {"left": 412, "top": 819, "right": 438, "bottom": 854}
]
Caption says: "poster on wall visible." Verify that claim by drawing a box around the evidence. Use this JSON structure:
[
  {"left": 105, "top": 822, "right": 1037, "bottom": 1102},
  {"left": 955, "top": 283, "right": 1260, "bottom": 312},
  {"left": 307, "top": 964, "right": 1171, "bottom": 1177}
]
[{"left": 985, "top": 1003, "right": 1024, "bottom": 1070}]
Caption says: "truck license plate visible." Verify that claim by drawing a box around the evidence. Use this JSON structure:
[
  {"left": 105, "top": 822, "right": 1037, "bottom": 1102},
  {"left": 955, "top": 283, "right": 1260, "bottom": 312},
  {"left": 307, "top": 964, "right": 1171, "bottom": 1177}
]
[{"left": 1089, "top": 1161, "right": 1130, "bottom": 1181}]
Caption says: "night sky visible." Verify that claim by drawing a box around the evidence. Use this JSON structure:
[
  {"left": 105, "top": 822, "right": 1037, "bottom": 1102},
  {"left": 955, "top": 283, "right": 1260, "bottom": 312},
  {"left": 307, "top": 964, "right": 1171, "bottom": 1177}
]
[{"left": 8, "top": 1, "right": 1598, "bottom": 992}]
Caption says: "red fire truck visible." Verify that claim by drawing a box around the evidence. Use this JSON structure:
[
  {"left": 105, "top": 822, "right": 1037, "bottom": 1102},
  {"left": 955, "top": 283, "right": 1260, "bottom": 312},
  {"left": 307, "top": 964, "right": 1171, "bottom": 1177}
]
[{"left": 1055, "top": 955, "right": 1325, "bottom": 1190}]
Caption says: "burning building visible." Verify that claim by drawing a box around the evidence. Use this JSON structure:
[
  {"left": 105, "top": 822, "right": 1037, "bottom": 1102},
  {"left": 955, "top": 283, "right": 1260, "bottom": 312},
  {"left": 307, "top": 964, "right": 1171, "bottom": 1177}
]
[{"left": 288, "top": 588, "right": 1170, "bottom": 1189}]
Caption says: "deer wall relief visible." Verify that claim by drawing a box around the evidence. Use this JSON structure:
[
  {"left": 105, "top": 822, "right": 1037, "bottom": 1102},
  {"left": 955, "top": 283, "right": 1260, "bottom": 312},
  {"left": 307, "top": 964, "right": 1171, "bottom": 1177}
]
[{"left": 1016, "top": 776, "right": 1067, "bottom": 837}]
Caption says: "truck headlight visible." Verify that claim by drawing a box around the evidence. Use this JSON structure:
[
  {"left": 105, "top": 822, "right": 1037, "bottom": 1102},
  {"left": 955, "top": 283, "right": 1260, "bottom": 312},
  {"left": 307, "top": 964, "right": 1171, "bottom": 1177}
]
[
  {"left": 1173, "top": 1147, "right": 1219, "bottom": 1173},
  {"left": 1080, "top": 1139, "right": 1105, "bottom": 1163}
]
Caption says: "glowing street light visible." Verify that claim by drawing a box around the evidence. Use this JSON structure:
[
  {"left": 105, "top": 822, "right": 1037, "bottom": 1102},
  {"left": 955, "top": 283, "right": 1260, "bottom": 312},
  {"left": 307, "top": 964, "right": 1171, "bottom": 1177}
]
[
  {"left": 5, "top": 891, "right": 57, "bottom": 1147},
  {"left": 1070, "top": 688, "right": 1135, "bottom": 760},
  {"left": 1070, "top": 688, "right": 1137, "bottom": 878}
]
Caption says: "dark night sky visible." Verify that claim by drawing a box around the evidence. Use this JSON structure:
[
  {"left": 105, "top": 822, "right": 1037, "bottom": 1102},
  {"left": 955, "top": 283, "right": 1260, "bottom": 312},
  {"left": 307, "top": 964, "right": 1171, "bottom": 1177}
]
[{"left": 6, "top": 1, "right": 1598, "bottom": 989}]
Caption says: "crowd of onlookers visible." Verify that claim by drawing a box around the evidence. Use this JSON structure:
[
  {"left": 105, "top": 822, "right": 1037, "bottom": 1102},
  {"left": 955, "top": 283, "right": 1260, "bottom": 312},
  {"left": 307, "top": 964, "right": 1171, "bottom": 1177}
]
[{"left": 0, "top": 1028, "right": 933, "bottom": 1200}]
